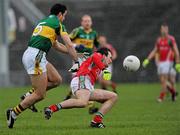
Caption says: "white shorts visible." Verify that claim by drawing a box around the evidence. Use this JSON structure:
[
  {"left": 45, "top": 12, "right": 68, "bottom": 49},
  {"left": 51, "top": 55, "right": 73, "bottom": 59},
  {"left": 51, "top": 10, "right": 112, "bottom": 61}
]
[
  {"left": 157, "top": 61, "right": 173, "bottom": 75},
  {"left": 169, "top": 67, "right": 176, "bottom": 76},
  {"left": 106, "top": 64, "right": 113, "bottom": 73},
  {"left": 70, "top": 76, "right": 94, "bottom": 96},
  {"left": 22, "top": 47, "right": 47, "bottom": 75}
]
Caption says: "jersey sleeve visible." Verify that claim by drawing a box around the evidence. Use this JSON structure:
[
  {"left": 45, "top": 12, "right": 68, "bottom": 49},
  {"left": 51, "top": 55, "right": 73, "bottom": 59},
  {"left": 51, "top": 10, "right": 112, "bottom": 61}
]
[
  {"left": 69, "top": 28, "right": 79, "bottom": 40},
  {"left": 169, "top": 36, "right": 176, "bottom": 48},
  {"left": 92, "top": 53, "right": 106, "bottom": 70}
]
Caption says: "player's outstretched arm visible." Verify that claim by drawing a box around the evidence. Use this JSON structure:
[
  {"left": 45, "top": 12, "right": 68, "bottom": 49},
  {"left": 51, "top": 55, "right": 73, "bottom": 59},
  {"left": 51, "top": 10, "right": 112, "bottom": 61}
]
[
  {"left": 173, "top": 43, "right": 180, "bottom": 63},
  {"left": 143, "top": 46, "right": 157, "bottom": 68},
  {"left": 61, "top": 34, "right": 78, "bottom": 62},
  {"left": 147, "top": 46, "right": 158, "bottom": 60},
  {"left": 52, "top": 40, "right": 68, "bottom": 54},
  {"left": 172, "top": 43, "right": 180, "bottom": 72}
]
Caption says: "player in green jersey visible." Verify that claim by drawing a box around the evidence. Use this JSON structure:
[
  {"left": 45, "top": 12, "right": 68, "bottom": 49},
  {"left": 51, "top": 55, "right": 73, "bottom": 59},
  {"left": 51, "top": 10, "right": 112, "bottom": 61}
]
[
  {"left": 6, "top": 3, "right": 78, "bottom": 128},
  {"left": 69, "top": 14, "right": 99, "bottom": 55},
  {"left": 64, "top": 15, "right": 100, "bottom": 114}
]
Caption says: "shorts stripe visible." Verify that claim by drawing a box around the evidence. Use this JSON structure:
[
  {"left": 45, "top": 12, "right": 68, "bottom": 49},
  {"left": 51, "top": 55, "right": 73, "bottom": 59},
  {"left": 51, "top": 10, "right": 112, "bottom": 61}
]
[
  {"left": 35, "top": 50, "right": 44, "bottom": 63},
  {"left": 79, "top": 76, "right": 86, "bottom": 89}
]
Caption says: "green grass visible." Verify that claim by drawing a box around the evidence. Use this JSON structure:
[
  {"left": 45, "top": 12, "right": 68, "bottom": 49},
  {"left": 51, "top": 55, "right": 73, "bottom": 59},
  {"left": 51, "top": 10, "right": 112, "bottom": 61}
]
[{"left": 0, "top": 83, "right": 180, "bottom": 135}]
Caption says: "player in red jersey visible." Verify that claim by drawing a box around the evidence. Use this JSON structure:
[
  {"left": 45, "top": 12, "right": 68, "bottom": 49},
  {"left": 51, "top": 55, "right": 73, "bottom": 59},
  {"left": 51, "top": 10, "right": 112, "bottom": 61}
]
[
  {"left": 155, "top": 52, "right": 178, "bottom": 99},
  {"left": 44, "top": 48, "right": 118, "bottom": 128},
  {"left": 143, "top": 23, "right": 180, "bottom": 102},
  {"left": 98, "top": 35, "right": 118, "bottom": 93}
]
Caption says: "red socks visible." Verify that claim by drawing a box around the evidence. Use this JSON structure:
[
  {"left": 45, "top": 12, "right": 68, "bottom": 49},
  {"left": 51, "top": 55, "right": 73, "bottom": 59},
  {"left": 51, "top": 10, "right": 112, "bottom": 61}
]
[
  {"left": 159, "top": 91, "right": 166, "bottom": 100},
  {"left": 93, "top": 115, "right": 102, "bottom": 123},
  {"left": 167, "top": 86, "right": 176, "bottom": 95},
  {"left": 49, "top": 105, "right": 58, "bottom": 112},
  {"left": 93, "top": 112, "right": 104, "bottom": 123}
]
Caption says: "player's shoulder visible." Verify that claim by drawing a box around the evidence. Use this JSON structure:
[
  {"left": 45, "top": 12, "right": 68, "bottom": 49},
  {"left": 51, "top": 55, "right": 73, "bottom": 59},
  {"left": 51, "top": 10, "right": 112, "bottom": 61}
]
[
  {"left": 106, "top": 44, "right": 113, "bottom": 48},
  {"left": 156, "top": 37, "right": 161, "bottom": 43},
  {"left": 42, "top": 15, "right": 60, "bottom": 28},
  {"left": 91, "top": 29, "right": 98, "bottom": 35},
  {"left": 76, "top": 26, "right": 83, "bottom": 31},
  {"left": 71, "top": 26, "right": 82, "bottom": 32},
  {"left": 168, "top": 35, "right": 175, "bottom": 40}
]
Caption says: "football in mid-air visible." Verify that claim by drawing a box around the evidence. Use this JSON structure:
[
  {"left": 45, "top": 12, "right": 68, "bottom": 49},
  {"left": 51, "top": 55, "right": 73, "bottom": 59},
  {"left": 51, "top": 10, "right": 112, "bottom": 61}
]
[{"left": 123, "top": 55, "right": 140, "bottom": 72}]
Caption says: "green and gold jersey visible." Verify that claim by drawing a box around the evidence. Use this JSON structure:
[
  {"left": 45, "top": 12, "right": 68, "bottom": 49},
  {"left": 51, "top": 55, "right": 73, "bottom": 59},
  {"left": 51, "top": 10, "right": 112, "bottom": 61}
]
[
  {"left": 69, "top": 26, "right": 99, "bottom": 55},
  {"left": 28, "top": 15, "right": 68, "bottom": 53}
]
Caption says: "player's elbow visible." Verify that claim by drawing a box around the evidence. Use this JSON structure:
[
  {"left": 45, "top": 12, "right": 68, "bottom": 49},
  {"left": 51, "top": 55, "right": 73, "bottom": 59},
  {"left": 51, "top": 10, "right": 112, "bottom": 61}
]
[{"left": 66, "top": 43, "right": 74, "bottom": 50}]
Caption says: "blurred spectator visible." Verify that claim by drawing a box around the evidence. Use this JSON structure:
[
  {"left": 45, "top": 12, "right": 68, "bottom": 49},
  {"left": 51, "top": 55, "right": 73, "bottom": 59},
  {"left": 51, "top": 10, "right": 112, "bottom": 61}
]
[
  {"left": 7, "top": 8, "right": 17, "bottom": 43},
  {"left": 18, "top": 16, "right": 27, "bottom": 32}
]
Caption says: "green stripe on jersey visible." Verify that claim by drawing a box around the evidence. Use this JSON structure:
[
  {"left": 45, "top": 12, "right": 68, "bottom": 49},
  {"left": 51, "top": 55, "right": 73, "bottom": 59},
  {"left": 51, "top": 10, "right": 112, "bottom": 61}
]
[{"left": 28, "top": 35, "right": 51, "bottom": 53}]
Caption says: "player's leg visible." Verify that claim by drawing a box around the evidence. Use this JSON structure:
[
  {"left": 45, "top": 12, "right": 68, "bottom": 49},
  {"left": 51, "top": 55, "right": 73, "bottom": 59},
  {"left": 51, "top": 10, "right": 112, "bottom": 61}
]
[
  {"left": 22, "top": 62, "right": 62, "bottom": 94},
  {"left": 89, "top": 89, "right": 118, "bottom": 128},
  {"left": 64, "top": 56, "right": 86, "bottom": 100},
  {"left": 158, "top": 74, "right": 168, "bottom": 102},
  {"left": 44, "top": 76, "right": 91, "bottom": 119},
  {"left": 20, "top": 88, "right": 38, "bottom": 112},
  {"left": 46, "top": 62, "right": 62, "bottom": 90},
  {"left": 20, "top": 62, "right": 62, "bottom": 112},
  {"left": 44, "top": 89, "right": 91, "bottom": 119},
  {"left": 7, "top": 73, "right": 47, "bottom": 128},
  {"left": 168, "top": 68, "right": 177, "bottom": 101},
  {"left": 157, "top": 62, "right": 171, "bottom": 102}
]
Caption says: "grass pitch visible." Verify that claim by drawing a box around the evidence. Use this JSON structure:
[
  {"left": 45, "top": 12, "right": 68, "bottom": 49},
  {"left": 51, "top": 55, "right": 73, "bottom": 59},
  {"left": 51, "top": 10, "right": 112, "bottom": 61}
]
[{"left": 0, "top": 83, "right": 180, "bottom": 135}]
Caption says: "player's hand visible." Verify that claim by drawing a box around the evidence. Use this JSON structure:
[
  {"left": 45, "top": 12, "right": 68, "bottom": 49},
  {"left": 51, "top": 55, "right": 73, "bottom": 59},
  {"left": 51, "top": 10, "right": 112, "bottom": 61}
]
[
  {"left": 175, "top": 63, "right": 180, "bottom": 72},
  {"left": 68, "top": 61, "right": 80, "bottom": 72},
  {"left": 75, "top": 44, "right": 85, "bottom": 52},
  {"left": 103, "top": 69, "right": 112, "bottom": 81},
  {"left": 142, "top": 59, "right": 150, "bottom": 68}
]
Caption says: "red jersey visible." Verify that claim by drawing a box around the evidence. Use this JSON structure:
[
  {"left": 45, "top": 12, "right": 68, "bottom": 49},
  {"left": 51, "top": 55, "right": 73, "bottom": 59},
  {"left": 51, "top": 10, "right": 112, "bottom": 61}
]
[
  {"left": 156, "top": 35, "right": 176, "bottom": 62},
  {"left": 76, "top": 52, "right": 106, "bottom": 85}
]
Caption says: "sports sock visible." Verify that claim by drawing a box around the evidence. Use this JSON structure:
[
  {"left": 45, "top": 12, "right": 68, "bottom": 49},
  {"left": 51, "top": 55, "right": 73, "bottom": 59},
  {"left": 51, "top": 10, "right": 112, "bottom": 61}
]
[
  {"left": 159, "top": 91, "right": 166, "bottom": 100},
  {"left": 167, "top": 86, "right": 176, "bottom": 95},
  {"left": 93, "top": 112, "right": 104, "bottom": 123},
  {"left": 49, "top": 103, "right": 62, "bottom": 112},
  {"left": 25, "top": 88, "right": 35, "bottom": 97},
  {"left": 13, "top": 104, "right": 25, "bottom": 115}
]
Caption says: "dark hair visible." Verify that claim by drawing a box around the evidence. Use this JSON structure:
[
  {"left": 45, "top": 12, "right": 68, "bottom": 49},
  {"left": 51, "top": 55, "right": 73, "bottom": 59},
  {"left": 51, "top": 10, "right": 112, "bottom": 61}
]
[
  {"left": 97, "top": 47, "right": 110, "bottom": 56},
  {"left": 161, "top": 22, "right": 168, "bottom": 27},
  {"left": 50, "top": 3, "right": 67, "bottom": 15}
]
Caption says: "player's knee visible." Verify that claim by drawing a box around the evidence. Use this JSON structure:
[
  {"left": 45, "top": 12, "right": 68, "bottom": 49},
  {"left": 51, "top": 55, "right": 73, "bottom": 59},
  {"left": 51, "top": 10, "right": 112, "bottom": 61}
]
[
  {"left": 34, "top": 92, "right": 46, "bottom": 101},
  {"left": 111, "top": 93, "right": 118, "bottom": 102},
  {"left": 53, "top": 76, "right": 62, "bottom": 86}
]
